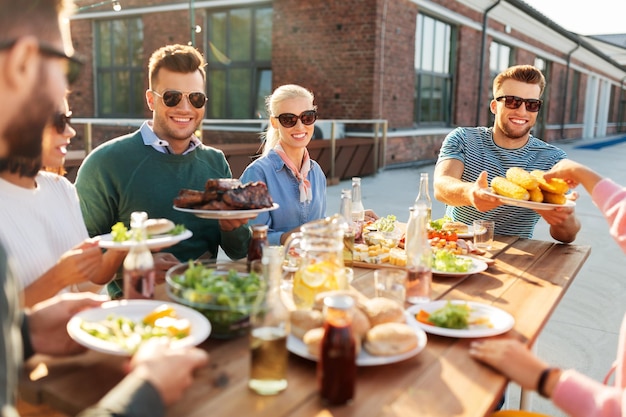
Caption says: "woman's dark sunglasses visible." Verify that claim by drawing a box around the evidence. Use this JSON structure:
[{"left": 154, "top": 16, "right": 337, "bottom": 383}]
[
  {"left": 0, "top": 39, "right": 83, "bottom": 85},
  {"left": 495, "top": 95, "right": 542, "bottom": 112},
  {"left": 152, "top": 90, "right": 207, "bottom": 109},
  {"left": 52, "top": 111, "right": 72, "bottom": 134},
  {"left": 275, "top": 110, "right": 318, "bottom": 128}
]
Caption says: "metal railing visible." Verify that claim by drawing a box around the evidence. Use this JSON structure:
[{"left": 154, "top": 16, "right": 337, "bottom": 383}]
[{"left": 71, "top": 118, "right": 389, "bottom": 176}]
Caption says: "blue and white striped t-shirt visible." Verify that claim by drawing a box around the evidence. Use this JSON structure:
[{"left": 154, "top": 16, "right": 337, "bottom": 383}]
[{"left": 436, "top": 126, "right": 567, "bottom": 238}]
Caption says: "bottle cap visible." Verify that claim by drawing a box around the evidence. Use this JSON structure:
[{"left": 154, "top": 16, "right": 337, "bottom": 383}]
[{"left": 323, "top": 294, "right": 354, "bottom": 310}]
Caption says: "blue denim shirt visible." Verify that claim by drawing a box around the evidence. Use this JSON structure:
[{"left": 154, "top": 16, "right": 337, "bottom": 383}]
[{"left": 240, "top": 149, "right": 327, "bottom": 244}]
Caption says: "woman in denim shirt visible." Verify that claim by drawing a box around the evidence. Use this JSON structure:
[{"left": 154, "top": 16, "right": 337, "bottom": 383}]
[{"left": 241, "top": 84, "right": 326, "bottom": 245}]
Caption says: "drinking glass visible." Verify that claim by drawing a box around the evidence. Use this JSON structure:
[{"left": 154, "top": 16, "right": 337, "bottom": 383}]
[{"left": 473, "top": 220, "right": 495, "bottom": 250}]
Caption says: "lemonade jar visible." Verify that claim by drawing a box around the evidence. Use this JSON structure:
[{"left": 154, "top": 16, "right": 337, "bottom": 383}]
[{"left": 285, "top": 217, "right": 347, "bottom": 310}]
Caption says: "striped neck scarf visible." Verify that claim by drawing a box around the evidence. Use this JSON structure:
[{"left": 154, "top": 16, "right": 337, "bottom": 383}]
[{"left": 274, "top": 144, "right": 312, "bottom": 202}]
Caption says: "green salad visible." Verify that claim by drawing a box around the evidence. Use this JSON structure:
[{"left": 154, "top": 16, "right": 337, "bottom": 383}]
[
  {"left": 432, "top": 250, "right": 473, "bottom": 273},
  {"left": 110, "top": 222, "right": 186, "bottom": 242},
  {"left": 428, "top": 301, "right": 471, "bottom": 329},
  {"left": 167, "top": 261, "right": 263, "bottom": 338}
]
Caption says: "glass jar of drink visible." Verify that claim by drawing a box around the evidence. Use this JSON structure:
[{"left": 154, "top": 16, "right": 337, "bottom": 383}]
[
  {"left": 285, "top": 217, "right": 347, "bottom": 310},
  {"left": 318, "top": 294, "right": 357, "bottom": 405},
  {"left": 247, "top": 224, "right": 269, "bottom": 272}
]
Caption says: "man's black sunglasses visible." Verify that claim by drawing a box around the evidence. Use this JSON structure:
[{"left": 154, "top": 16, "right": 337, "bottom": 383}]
[
  {"left": 151, "top": 90, "right": 208, "bottom": 109},
  {"left": 495, "top": 95, "right": 542, "bottom": 113},
  {"left": 274, "top": 110, "right": 318, "bottom": 128},
  {"left": 0, "top": 39, "right": 83, "bottom": 85},
  {"left": 52, "top": 111, "right": 72, "bottom": 134}
]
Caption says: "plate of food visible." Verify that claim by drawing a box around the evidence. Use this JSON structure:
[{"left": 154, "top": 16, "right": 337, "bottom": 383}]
[
  {"left": 98, "top": 219, "right": 192, "bottom": 250},
  {"left": 436, "top": 220, "right": 474, "bottom": 238},
  {"left": 483, "top": 189, "right": 575, "bottom": 211},
  {"left": 287, "top": 318, "right": 428, "bottom": 367},
  {"left": 67, "top": 300, "right": 211, "bottom": 355},
  {"left": 407, "top": 300, "right": 515, "bottom": 338},
  {"left": 173, "top": 203, "right": 279, "bottom": 220},
  {"left": 431, "top": 253, "right": 488, "bottom": 277}
]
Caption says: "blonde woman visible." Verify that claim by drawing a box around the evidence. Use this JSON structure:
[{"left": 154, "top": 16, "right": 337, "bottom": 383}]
[{"left": 241, "top": 84, "right": 326, "bottom": 245}]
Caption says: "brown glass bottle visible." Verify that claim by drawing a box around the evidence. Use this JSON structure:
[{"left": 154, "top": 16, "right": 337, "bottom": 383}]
[
  {"left": 318, "top": 294, "right": 357, "bottom": 405},
  {"left": 247, "top": 224, "right": 269, "bottom": 272}
]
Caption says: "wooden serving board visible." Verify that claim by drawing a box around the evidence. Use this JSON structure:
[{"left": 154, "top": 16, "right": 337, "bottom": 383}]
[{"left": 351, "top": 260, "right": 406, "bottom": 270}]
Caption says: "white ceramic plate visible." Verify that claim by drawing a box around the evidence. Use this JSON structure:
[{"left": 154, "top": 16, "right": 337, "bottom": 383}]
[
  {"left": 406, "top": 300, "right": 515, "bottom": 338},
  {"left": 432, "top": 255, "right": 488, "bottom": 277},
  {"left": 173, "top": 203, "right": 279, "bottom": 220},
  {"left": 98, "top": 229, "right": 192, "bottom": 250},
  {"left": 287, "top": 316, "right": 427, "bottom": 367},
  {"left": 67, "top": 300, "right": 211, "bottom": 356},
  {"left": 484, "top": 189, "right": 575, "bottom": 211}
]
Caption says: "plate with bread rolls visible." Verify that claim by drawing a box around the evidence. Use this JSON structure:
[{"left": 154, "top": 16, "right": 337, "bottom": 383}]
[
  {"left": 407, "top": 300, "right": 515, "bottom": 338},
  {"left": 288, "top": 295, "right": 428, "bottom": 366}
]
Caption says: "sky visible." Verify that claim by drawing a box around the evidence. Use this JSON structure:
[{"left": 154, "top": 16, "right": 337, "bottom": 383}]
[{"left": 522, "top": 0, "right": 626, "bottom": 36}]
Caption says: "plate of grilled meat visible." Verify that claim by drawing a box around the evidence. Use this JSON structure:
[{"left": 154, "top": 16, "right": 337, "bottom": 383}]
[{"left": 173, "top": 178, "right": 279, "bottom": 219}]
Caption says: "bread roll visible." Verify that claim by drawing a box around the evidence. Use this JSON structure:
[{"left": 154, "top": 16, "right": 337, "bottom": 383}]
[
  {"left": 362, "top": 297, "right": 405, "bottom": 327},
  {"left": 290, "top": 310, "right": 324, "bottom": 340},
  {"left": 145, "top": 218, "right": 175, "bottom": 235},
  {"left": 351, "top": 306, "right": 371, "bottom": 339},
  {"left": 364, "top": 323, "right": 418, "bottom": 356},
  {"left": 313, "top": 289, "right": 368, "bottom": 311},
  {"left": 442, "top": 221, "right": 469, "bottom": 234},
  {"left": 303, "top": 327, "right": 324, "bottom": 357},
  {"left": 303, "top": 327, "right": 361, "bottom": 357}
]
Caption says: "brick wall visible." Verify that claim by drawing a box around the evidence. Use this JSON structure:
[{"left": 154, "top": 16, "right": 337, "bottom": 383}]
[{"left": 272, "top": 0, "right": 417, "bottom": 128}]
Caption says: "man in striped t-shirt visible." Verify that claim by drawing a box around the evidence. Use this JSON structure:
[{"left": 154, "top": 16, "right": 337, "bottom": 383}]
[{"left": 433, "top": 65, "right": 580, "bottom": 243}]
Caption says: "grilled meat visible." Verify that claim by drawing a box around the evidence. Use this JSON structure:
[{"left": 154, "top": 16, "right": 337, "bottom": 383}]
[{"left": 173, "top": 179, "right": 273, "bottom": 210}]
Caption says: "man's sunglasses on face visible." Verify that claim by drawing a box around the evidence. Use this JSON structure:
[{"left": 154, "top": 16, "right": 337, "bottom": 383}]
[
  {"left": 151, "top": 90, "right": 208, "bottom": 109},
  {"left": 0, "top": 38, "right": 83, "bottom": 85},
  {"left": 274, "top": 110, "right": 318, "bottom": 128},
  {"left": 495, "top": 95, "right": 542, "bottom": 112}
]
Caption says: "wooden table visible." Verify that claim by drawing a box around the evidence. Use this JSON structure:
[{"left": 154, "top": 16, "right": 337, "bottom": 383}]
[{"left": 19, "top": 235, "right": 590, "bottom": 417}]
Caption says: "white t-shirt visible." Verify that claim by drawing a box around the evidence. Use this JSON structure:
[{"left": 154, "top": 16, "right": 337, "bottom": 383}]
[{"left": 0, "top": 171, "right": 88, "bottom": 289}]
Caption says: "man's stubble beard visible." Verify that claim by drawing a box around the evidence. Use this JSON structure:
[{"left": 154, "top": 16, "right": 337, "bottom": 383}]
[
  {"left": 496, "top": 118, "right": 532, "bottom": 140},
  {"left": 0, "top": 61, "right": 55, "bottom": 176}
]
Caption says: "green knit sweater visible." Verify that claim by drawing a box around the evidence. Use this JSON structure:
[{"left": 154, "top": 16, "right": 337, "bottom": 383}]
[{"left": 75, "top": 130, "right": 250, "bottom": 262}]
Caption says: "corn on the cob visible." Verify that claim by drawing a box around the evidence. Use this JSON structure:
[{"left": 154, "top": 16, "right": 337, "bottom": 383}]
[
  {"left": 491, "top": 176, "right": 530, "bottom": 201},
  {"left": 506, "top": 167, "right": 538, "bottom": 190},
  {"left": 528, "top": 187, "right": 544, "bottom": 202},
  {"left": 530, "top": 170, "right": 569, "bottom": 194},
  {"left": 542, "top": 191, "right": 567, "bottom": 205}
]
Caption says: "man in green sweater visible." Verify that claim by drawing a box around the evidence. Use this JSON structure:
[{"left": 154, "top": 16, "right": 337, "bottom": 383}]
[{"left": 75, "top": 44, "right": 251, "bottom": 288}]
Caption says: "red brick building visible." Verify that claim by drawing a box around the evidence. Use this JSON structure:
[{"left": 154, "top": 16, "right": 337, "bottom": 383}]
[{"left": 68, "top": 0, "right": 626, "bottom": 171}]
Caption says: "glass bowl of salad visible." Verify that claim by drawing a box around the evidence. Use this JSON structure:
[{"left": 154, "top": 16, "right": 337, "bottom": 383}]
[{"left": 165, "top": 261, "right": 264, "bottom": 339}]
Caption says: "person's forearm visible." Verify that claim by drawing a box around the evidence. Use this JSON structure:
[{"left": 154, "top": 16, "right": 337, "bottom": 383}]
[
  {"left": 434, "top": 177, "right": 472, "bottom": 207},
  {"left": 92, "top": 250, "right": 126, "bottom": 285},
  {"left": 77, "top": 373, "right": 165, "bottom": 417},
  {"left": 23, "top": 269, "right": 67, "bottom": 307}
]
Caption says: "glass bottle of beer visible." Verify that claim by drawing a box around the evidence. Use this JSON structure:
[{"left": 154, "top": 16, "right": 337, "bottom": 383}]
[
  {"left": 123, "top": 211, "right": 155, "bottom": 299},
  {"left": 351, "top": 177, "right": 365, "bottom": 243},
  {"left": 318, "top": 294, "right": 357, "bottom": 405},
  {"left": 414, "top": 172, "right": 432, "bottom": 224},
  {"left": 405, "top": 204, "right": 432, "bottom": 304},
  {"left": 249, "top": 245, "right": 289, "bottom": 395},
  {"left": 338, "top": 189, "right": 354, "bottom": 267}
]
